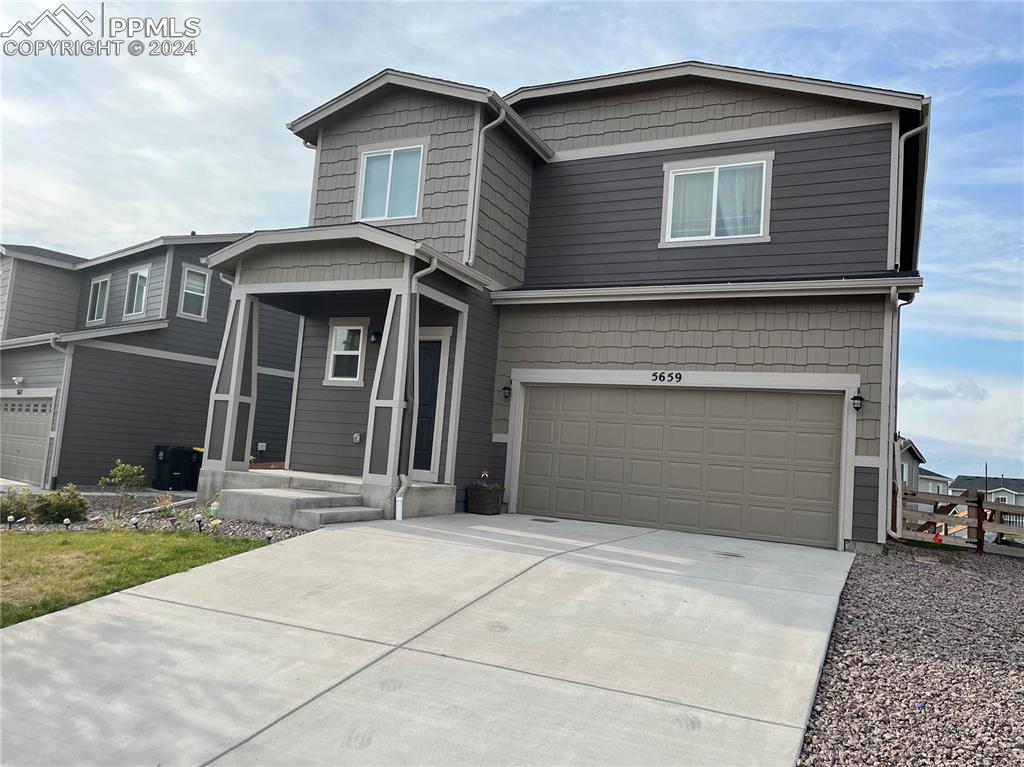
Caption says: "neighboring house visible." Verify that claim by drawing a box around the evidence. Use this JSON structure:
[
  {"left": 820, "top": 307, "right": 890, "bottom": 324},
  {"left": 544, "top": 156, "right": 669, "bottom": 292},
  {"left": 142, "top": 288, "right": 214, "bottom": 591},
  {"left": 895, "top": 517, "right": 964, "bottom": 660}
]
[
  {"left": 0, "top": 237, "right": 299, "bottom": 488},
  {"left": 918, "top": 467, "right": 950, "bottom": 495},
  {"left": 950, "top": 475, "right": 1024, "bottom": 506},
  {"left": 198, "top": 61, "right": 930, "bottom": 550},
  {"left": 898, "top": 435, "right": 927, "bottom": 490}
]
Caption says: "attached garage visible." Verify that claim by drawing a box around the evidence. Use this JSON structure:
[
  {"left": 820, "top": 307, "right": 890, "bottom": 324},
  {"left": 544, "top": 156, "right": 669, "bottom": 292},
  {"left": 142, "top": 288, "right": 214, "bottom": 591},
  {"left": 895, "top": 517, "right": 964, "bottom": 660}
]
[
  {"left": 0, "top": 397, "right": 54, "bottom": 486},
  {"left": 508, "top": 373, "right": 858, "bottom": 549}
]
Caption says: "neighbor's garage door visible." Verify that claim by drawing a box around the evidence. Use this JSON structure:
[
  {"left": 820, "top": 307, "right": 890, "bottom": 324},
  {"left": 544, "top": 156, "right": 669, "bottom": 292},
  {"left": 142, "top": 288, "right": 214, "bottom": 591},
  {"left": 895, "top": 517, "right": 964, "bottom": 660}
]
[
  {"left": 517, "top": 385, "right": 843, "bottom": 548},
  {"left": 0, "top": 398, "right": 53, "bottom": 486}
]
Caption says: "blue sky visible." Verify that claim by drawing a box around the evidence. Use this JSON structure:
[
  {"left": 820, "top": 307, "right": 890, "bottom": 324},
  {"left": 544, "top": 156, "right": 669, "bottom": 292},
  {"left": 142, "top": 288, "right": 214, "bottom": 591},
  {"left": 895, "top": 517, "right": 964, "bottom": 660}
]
[{"left": 2, "top": 1, "right": 1022, "bottom": 477}]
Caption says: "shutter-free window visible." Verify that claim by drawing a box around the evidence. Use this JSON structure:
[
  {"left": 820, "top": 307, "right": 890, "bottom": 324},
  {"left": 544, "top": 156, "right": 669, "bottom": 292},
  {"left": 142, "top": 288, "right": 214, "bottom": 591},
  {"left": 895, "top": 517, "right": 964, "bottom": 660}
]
[
  {"left": 324, "top": 318, "right": 368, "bottom": 386},
  {"left": 124, "top": 268, "right": 149, "bottom": 316},
  {"left": 87, "top": 277, "right": 109, "bottom": 322},
  {"left": 180, "top": 267, "right": 209, "bottom": 318},
  {"left": 664, "top": 157, "right": 769, "bottom": 243},
  {"left": 359, "top": 146, "right": 423, "bottom": 220}
]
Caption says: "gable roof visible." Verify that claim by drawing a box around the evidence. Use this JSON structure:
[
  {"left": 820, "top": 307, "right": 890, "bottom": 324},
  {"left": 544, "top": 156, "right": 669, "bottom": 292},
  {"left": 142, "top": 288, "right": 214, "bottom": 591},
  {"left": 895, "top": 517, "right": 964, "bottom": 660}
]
[
  {"left": 288, "top": 69, "right": 553, "bottom": 159},
  {"left": 951, "top": 475, "right": 1024, "bottom": 494},
  {"left": 899, "top": 437, "right": 926, "bottom": 464},
  {"left": 505, "top": 60, "right": 928, "bottom": 111},
  {"left": 919, "top": 467, "right": 950, "bottom": 481},
  {"left": 1, "top": 243, "right": 85, "bottom": 269}
]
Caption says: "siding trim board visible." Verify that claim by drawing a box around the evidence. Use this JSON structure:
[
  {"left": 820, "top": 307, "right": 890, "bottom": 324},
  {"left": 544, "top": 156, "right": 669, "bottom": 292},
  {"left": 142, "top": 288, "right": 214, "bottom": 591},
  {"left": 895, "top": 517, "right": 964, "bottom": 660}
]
[
  {"left": 284, "top": 316, "right": 305, "bottom": 469},
  {"left": 548, "top": 111, "right": 898, "bottom": 163},
  {"left": 503, "top": 367, "right": 861, "bottom": 550},
  {"left": 76, "top": 339, "right": 217, "bottom": 367}
]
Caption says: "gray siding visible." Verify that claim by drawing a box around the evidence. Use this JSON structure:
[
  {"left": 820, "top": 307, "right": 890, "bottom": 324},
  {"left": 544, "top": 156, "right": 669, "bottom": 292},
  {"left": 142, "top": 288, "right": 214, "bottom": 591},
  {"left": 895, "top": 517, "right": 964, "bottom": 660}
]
[
  {"left": 258, "top": 303, "right": 301, "bottom": 372},
  {"left": 58, "top": 345, "right": 214, "bottom": 485},
  {"left": 0, "top": 256, "right": 13, "bottom": 338},
  {"left": 238, "top": 242, "right": 405, "bottom": 285},
  {"left": 852, "top": 466, "right": 880, "bottom": 542},
  {"left": 5, "top": 259, "right": 80, "bottom": 338},
  {"left": 473, "top": 125, "right": 534, "bottom": 287},
  {"left": 252, "top": 373, "right": 292, "bottom": 463},
  {"left": 524, "top": 124, "right": 893, "bottom": 287},
  {"left": 416, "top": 295, "right": 459, "bottom": 482},
  {"left": 77, "top": 250, "right": 167, "bottom": 329},
  {"left": 287, "top": 295, "right": 389, "bottom": 475},
  {"left": 516, "top": 77, "right": 881, "bottom": 153},
  {"left": 495, "top": 295, "right": 886, "bottom": 456},
  {"left": 311, "top": 89, "right": 477, "bottom": 261},
  {"left": 0, "top": 345, "right": 67, "bottom": 388}
]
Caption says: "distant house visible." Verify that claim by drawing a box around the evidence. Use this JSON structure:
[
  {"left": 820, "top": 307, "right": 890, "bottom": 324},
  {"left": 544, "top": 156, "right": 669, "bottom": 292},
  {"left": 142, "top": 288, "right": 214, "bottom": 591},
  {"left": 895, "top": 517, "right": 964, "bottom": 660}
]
[
  {"left": 0, "top": 237, "right": 299, "bottom": 488},
  {"left": 950, "top": 475, "right": 1024, "bottom": 507},
  {"left": 918, "top": 467, "right": 950, "bottom": 495},
  {"left": 898, "top": 436, "right": 927, "bottom": 490}
]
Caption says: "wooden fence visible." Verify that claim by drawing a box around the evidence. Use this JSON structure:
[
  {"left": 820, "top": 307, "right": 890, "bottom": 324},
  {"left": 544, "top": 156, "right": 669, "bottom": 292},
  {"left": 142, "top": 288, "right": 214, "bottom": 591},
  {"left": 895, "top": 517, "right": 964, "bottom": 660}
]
[{"left": 900, "top": 485, "right": 1024, "bottom": 558}]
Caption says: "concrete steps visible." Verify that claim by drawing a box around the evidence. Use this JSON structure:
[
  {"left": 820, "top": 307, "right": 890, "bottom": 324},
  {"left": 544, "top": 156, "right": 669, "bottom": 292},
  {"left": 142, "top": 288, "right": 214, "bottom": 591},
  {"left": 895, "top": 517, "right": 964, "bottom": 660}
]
[{"left": 219, "top": 488, "right": 383, "bottom": 530}]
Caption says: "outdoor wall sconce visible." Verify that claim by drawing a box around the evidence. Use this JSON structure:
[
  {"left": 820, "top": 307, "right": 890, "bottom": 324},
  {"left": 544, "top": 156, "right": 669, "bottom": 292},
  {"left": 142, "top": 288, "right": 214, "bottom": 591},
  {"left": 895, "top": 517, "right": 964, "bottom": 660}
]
[
  {"left": 11, "top": 376, "right": 24, "bottom": 394},
  {"left": 850, "top": 388, "right": 865, "bottom": 412},
  {"left": 501, "top": 384, "right": 512, "bottom": 400},
  {"left": 370, "top": 331, "right": 382, "bottom": 344}
]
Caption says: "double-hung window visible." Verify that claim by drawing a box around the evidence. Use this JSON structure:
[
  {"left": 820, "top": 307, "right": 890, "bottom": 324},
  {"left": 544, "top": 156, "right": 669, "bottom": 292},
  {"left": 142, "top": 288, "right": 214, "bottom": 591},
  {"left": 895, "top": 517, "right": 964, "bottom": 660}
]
[
  {"left": 86, "top": 275, "right": 110, "bottom": 324},
  {"left": 324, "top": 318, "right": 368, "bottom": 386},
  {"left": 178, "top": 265, "right": 210, "bottom": 320},
  {"left": 357, "top": 144, "right": 424, "bottom": 221},
  {"left": 661, "top": 152, "right": 773, "bottom": 247},
  {"left": 123, "top": 266, "right": 149, "bottom": 317}
]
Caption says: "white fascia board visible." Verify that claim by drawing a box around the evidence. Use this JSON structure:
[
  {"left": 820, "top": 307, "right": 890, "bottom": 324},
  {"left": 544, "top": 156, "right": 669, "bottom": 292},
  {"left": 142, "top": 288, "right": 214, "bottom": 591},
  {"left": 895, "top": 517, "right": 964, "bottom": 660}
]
[
  {"left": 506, "top": 61, "right": 925, "bottom": 111},
  {"left": 0, "top": 333, "right": 58, "bottom": 350},
  {"left": 58, "top": 320, "right": 169, "bottom": 342},
  {"left": 486, "top": 93, "right": 555, "bottom": 160},
  {"left": 78, "top": 234, "right": 244, "bottom": 270},
  {"left": 491, "top": 276, "right": 924, "bottom": 306},
  {"left": 4, "top": 252, "right": 80, "bottom": 270},
  {"left": 414, "top": 243, "right": 498, "bottom": 291}
]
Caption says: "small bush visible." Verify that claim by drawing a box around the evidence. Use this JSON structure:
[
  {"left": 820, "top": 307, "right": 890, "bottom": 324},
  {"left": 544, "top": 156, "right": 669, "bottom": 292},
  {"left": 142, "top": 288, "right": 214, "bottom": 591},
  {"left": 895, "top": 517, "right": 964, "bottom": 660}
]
[
  {"left": 31, "top": 484, "right": 90, "bottom": 524},
  {"left": 98, "top": 460, "right": 147, "bottom": 518},
  {"left": 151, "top": 495, "right": 176, "bottom": 519},
  {"left": 0, "top": 488, "right": 33, "bottom": 521}
]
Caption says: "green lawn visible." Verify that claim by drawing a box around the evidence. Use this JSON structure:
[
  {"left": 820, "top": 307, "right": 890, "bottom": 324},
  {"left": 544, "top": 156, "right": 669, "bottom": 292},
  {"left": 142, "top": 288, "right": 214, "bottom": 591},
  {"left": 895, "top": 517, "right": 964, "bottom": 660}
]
[{"left": 0, "top": 530, "right": 262, "bottom": 628}]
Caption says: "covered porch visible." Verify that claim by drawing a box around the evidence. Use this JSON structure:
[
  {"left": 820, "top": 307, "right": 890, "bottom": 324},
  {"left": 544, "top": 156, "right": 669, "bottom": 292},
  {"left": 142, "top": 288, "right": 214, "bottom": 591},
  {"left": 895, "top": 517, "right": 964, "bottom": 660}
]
[{"left": 197, "top": 224, "right": 487, "bottom": 522}]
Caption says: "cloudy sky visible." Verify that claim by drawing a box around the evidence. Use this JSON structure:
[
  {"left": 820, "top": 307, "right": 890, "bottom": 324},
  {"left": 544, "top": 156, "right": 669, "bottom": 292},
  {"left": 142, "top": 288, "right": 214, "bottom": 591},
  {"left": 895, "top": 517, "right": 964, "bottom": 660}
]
[{"left": 2, "top": 1, "right": 1022, "bottom": 478}]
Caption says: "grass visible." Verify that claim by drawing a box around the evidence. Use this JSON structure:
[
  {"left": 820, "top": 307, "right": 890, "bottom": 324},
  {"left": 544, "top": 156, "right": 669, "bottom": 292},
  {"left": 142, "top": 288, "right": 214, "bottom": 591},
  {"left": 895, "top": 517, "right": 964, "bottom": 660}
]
[{"left": 0, "top": 530, "right": 262, "bottom": 628}]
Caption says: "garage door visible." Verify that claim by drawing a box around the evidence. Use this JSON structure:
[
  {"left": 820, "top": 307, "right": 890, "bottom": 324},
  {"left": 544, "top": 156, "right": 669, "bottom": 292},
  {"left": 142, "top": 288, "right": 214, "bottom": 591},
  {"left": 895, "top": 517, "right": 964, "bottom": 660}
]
[
  {"left": 0, "top": 398, "right": 53, "bottom": 485},
  {"left": 516, "top": 385, "right": 843, "bottom": 548}
]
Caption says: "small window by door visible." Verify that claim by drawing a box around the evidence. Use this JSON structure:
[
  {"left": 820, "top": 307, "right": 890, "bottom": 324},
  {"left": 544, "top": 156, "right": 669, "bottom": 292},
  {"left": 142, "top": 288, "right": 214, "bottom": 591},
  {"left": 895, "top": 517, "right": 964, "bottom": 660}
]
[{"left": 324, "top": 317, "right": 368, "bottom": 387}]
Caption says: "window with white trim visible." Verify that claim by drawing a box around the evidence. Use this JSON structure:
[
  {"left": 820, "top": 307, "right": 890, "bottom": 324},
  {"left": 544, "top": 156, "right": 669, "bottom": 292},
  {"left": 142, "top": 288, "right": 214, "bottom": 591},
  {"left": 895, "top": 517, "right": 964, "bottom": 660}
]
[
  {"left": 661, "top": 153, "right": 772, "bottom": 246},
  {"left": 123, "top": 266, "right": 149, "bottom": 317},
  {"left": 324, "top": 318, "right": 368, "bottom": 386},
  {"left": 179, "top": 266, "right": 210, "bottom": 319},
  {"left": 358, "top": 145, "right": 423, "bottom": 221},
  {"left": 86, "top": 275, "right": 110, "bottom": 323}
]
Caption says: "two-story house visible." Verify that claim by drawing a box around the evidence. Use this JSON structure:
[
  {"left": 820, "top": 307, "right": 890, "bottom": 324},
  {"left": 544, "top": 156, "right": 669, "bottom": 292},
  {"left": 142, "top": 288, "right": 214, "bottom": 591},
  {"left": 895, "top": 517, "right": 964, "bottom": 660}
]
[
  {"left": 0, "top": 236, "right": 299, "bottom": 488},
  {"left": 198, "top": 61, "right": 930, "bottom": 550}
]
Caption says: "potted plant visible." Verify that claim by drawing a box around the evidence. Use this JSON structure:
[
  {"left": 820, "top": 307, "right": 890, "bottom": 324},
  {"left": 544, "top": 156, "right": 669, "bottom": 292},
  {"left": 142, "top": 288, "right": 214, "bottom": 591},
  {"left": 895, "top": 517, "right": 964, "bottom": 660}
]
[{"left": 465, "top": 470, "right": 504, "bottom": 515}]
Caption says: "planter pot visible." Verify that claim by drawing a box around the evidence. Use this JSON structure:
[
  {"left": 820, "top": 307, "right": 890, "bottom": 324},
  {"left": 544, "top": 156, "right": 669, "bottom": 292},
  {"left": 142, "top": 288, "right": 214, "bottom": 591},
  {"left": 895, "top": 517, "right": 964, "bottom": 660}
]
[{"left": 466, "top": 487, "right": 503, "bottom": 515}]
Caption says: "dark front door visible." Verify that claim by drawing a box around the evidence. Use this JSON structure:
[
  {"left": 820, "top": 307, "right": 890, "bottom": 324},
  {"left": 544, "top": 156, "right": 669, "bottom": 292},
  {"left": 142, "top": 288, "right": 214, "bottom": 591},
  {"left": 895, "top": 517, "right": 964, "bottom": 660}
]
[{"left": 413, "top": 340, "right": 442, "bottom": 472}]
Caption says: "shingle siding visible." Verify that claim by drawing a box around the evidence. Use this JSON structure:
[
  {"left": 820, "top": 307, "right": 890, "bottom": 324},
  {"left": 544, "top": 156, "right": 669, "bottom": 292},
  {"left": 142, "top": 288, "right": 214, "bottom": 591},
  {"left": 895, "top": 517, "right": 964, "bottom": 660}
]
[
  {"left": 237, "top": 242, "right": 405, "bottom": 285},
  {"left": 312, "top": 90, "right": 477, "bottom": 261},
  {"left": 852, "top": 466, "right": 880, "bottom": 542},
  {"left": 524, "top": 124, "right": 893, "bottom": 287},
  {"left": 473, "top": 125, "right": 534, "bottom": 287},
  {"left": 5, "top": 260, "right": 80, "bottom": 338},
  {"left": 495, "top": 295, "right": 887, "bottom": 455},
  {"left": 515, "top": 77, "right": 882, "bottom": 152}
]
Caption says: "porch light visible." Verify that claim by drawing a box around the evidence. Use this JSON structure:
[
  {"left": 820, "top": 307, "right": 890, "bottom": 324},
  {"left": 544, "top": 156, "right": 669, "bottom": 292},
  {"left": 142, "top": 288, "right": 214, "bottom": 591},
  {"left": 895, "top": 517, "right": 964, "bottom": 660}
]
[
  {"left": 370, "top": 330, "right": 381, "bottom": 344},
  {"left": 850, "top": 389, "right": 864, "bottom": 412},
  {"left": 11, "top": 376, "right": 24, "bottom": 394},
  {"left": 501, "top": 385, "right": 512, "bottom": 400}
]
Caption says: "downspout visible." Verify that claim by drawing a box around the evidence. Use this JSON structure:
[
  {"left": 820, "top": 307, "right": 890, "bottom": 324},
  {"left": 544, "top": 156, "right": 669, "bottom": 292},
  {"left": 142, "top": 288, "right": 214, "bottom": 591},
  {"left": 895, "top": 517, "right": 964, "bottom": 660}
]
[
  {"left": 886, "top": 288, "right": 914, "bottom": 539},
  {"left": 894, "top": 117, "right": 929, "bottom": 269},
  {"left": 465, "top": 108, "right": 507, "bottom": 266},
  {"left": 394, "top": 256, "right": 439, "bottom": 520}
]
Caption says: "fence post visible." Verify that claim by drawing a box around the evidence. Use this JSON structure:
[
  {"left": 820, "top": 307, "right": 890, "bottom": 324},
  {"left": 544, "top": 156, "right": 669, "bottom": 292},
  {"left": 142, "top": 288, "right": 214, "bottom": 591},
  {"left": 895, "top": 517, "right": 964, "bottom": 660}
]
[{"left": 976, "top": 491, "right": 986, "bottom": 555}]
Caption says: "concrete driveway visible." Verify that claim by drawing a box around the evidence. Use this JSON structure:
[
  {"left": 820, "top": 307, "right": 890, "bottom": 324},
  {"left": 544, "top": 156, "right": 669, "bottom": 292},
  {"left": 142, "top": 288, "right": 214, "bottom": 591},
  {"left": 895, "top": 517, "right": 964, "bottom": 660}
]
[{"left": 1, "top": 515, "right": 853, "bottom": 766}]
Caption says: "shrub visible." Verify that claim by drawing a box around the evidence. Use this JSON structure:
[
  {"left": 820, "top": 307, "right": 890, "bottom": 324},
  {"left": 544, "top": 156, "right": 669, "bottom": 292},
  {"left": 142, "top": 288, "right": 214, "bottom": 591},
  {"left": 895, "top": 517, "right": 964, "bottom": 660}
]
[
  {"left": 151, "top": 494, "right": 176, "bottom": 519},
  {"left": 31, "top": 484, "right": 89, "bottom": 524},
  {"left": 0, "top": 488, "right": 33, "bottom": 521},
  {"left": 98, "top": 460, "right": 147, "bottom": 517}
]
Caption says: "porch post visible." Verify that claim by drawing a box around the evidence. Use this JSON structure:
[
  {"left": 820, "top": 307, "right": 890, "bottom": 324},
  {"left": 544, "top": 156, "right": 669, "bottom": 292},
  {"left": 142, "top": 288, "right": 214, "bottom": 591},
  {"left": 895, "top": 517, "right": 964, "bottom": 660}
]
[{"left": 203, "top": 294, "right": 259, "bottom": 472}]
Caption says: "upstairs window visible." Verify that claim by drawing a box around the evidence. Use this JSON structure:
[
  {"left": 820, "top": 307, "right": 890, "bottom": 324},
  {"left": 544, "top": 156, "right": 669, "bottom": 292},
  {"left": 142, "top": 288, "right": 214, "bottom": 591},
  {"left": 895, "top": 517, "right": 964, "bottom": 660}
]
[
  {"left": 324, "top": 317, "right": 368, "bottom": 387},
  {"left": 661, "top": 152, "right": 773, "bottom": 247},
  {"left": 358, "top": 144, "right": 424, "bottom": 221},
  {"left": 178, "top": 265, "right": 210, "bottom": 320},
  {"left": 86, "top": 275, "right": 109, "bottom": 323},
  {"left": 123, "top": 266, "right": 149, "bottom": 317}
]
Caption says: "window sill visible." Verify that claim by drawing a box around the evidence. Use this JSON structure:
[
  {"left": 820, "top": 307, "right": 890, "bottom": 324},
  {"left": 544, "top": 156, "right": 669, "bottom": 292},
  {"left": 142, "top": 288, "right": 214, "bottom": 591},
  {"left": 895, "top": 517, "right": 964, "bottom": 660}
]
[
  {"left": 322, "top": 378, "right": 364, "bottom": 388},
  {"left": 122, "top": 312, "right": 146, "bottom": 320},
  {"left": 84, "top": 319, "right": 106, "bottom": 326},
  {"left": 658, "top": 234, "right": 771, "bottom": 249},
  {"left": 176, "top": 311, "right": 208, "bottom": 323},
  {"left": 357, "top": 216, "right": 423, "bottom": 225}
]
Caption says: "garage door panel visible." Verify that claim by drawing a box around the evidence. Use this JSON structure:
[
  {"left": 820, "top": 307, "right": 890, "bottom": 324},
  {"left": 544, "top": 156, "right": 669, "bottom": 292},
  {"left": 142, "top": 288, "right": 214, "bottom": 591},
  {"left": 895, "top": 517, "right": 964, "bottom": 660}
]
[
  {"left": 527, "top": 387, "right": 558, "bottom": 412},
  {"left": 519, "top": 385, "right": 841, "bottom": 548},
  {"left": 1, "top": 398, "right": 53, "bottom": 485}
]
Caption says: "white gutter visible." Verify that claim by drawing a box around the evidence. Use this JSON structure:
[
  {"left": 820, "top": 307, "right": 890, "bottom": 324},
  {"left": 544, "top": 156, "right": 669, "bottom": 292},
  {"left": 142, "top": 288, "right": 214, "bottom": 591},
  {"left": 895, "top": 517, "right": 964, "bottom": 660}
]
[
  {"left": 394, "top": 257, "right": 440, "bottom": 521},
  {"left": 465, "top": 108, "right": 507, "bottom": 267},
  {"left": 491, "top": 276, "right": 924, "bottom": 306},
  {"left": 894, "top": 116, "right": 929, "bottom": 268}
]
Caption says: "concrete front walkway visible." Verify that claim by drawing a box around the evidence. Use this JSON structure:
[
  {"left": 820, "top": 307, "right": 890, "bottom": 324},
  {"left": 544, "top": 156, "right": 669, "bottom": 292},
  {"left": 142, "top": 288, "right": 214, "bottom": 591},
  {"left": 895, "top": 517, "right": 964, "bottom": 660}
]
[{"left": 1, "top": 515, "right": 853, "bottom": 766}]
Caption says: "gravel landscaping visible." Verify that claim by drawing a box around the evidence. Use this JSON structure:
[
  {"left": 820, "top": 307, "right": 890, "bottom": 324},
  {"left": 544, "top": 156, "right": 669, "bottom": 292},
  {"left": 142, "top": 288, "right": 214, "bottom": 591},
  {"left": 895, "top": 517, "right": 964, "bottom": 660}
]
[
  {"left": 799, "top": 542, "right": 1023, "bottom": 766},
  {"left": 4, "top": 492, "right": 306, "bottom": 542}
]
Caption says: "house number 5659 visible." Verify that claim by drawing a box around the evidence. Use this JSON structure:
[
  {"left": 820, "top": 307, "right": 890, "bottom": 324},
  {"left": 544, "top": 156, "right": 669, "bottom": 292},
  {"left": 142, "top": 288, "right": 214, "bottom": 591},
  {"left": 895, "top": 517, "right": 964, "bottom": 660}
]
[{"left": 650, "top": 371, "right": 684, "bottom": 383}]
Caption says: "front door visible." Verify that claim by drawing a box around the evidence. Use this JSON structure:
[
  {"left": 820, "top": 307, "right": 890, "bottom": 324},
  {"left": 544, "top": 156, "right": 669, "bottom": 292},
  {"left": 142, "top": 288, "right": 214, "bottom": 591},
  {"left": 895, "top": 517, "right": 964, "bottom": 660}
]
[{"left": 411, "top": 328, "right": 450, "bottom": 481}]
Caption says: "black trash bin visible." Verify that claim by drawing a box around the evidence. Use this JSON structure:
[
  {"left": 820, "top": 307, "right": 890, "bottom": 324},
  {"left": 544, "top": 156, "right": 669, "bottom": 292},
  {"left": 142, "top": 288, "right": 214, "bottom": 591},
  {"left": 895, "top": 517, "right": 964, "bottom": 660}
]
[
  {"left": 154, "top": 446, "right": 194, "bottom": 491},
  {"left": 187, "top": 447, "right": 204, "bottom": 492}
]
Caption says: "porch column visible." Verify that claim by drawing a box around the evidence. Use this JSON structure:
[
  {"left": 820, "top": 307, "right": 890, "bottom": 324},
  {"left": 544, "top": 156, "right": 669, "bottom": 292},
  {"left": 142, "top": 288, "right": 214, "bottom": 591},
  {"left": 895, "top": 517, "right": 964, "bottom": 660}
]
[
  {"left": 203, "top": 295, "right": 260, "bottom": 472},
  {"left": 363, "top": 288, "right": 410, "bottom": 487}
]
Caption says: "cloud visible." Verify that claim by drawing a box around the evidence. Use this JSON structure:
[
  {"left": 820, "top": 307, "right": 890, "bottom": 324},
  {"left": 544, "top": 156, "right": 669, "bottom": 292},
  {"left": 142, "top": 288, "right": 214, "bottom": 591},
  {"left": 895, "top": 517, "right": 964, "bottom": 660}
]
[{"left": 902, "top": 379, "right": 989, "bottom": 402}]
